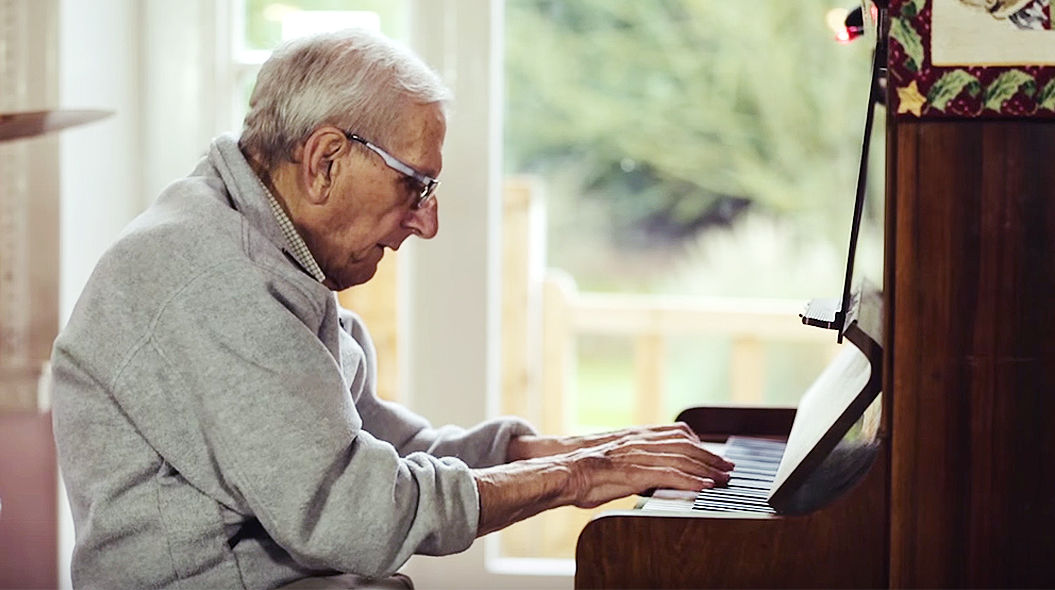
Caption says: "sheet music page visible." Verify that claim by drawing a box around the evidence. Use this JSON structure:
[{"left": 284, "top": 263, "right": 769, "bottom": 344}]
[{"left": 768, "top": 343, "right": 871, "bottom": 499}]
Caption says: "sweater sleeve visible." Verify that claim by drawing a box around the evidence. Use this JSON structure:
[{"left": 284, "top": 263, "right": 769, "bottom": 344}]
[
  {"left": 138, "top": 263, "right": 479, "bottom": 576},
  {"left": 338, "top": 309, "right": 538, "bottom": 468}
]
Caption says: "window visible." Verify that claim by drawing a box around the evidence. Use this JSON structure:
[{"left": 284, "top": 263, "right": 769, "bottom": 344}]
[
  {"left": 226, "top": 0, "right": 885, "bottom": 583},
  {"left": 497, "top": 0, "right": 884, "bottom": 563},
  {"left": 233, "top": 0, "right": 412, "bottom": 128}
]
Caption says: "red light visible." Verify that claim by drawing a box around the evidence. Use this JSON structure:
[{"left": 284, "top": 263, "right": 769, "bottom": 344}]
[{"left": 836, "top": 29, "right": 852, "bottom": 43}]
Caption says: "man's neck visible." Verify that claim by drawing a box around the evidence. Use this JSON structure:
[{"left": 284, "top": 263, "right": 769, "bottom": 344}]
[
  {"left": 243, "top": 150, "right": 332, "bottom": 287},
  {"left": 245, "top": 152, "right": 300, "bottom": 222}
]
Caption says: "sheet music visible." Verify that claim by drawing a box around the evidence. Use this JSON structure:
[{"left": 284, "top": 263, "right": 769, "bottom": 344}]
[
  {"left": 638, "top": 335, "right": 877, "bottom": 516},
  {"left": 768, "top": 342, "right": 871, "bottom": 502}
]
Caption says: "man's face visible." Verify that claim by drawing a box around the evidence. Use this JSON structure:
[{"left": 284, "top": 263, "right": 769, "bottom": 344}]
[{"left": 310, "top": 103, "right": 444, "bottom": 290}]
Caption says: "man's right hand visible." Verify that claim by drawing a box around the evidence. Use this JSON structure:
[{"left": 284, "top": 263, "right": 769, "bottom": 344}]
[{"left": 472, "top": 426, "right": 733, "bottom": 536}]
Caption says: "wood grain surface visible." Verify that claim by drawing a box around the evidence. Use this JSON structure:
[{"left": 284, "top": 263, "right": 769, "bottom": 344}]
[
  {"left": 887, "top": 120, "right": 1055, "bottom": 588},
  {"left": 576, "top": 407, "right": 888, "bottom": 589}
]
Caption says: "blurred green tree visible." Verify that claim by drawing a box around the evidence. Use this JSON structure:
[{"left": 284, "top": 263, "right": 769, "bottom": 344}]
[{"left": 504, "top": 0, "right": 877, "bottom": 291}]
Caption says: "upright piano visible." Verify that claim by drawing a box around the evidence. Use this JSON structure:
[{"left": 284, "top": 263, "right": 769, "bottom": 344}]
[
  {"left": 574, "top": 1, "right": 1055, "bottom": 586},
  {"left": 576, "top": 288, "right": 888, "bottom": 589}
]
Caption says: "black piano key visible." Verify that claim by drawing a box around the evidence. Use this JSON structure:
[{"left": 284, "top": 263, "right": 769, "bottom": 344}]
[
  {"left": 726, "top": 448, "right": 784, "bottom": 459},
  {"left": 700, "top": 485, "right": 769, "bottom": 498},
  {"left": 726, "top": 477, "right": 773, "bottom": 490},
  {"left": 692, "top": 499, "right": 775, "bottom": 514},
  {"left": 698, "top": 488, "right": 768, "bottom": 499},
  {"left": 726, "top": 436, "right": 787, "bottom": 450},
  {"left": 697, "top": 491, "right": 771, "bottom": 505},
  {"left": 725, "top": 455, "right": 779, "bottom": 466},
  {"left": 726, "top": 466, "right": 777, "bottom": 478},
  {"left": 651, "top": 436, "right": 786, "bottom": 515},
  {"left": 703, "top": 483, "right": 769, "bottom": 495},
  {"left": 729, "top": 460, "right": 779, "bottom": 469}
]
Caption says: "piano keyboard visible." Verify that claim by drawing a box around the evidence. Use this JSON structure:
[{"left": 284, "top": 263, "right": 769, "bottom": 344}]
[
  {"left": 640, "top": 436, "right": 786, "bottom": 515},
  {"left": 694, "top": 436, "right": 784, "bottom": 514}
]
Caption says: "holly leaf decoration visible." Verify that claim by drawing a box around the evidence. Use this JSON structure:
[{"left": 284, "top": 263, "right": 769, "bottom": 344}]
[
  {"left": 928, "top": 69, "right": 981, "bottom": 111},
  {"left": 984, "top": 69, "right": 1037, "bottom": 112},
  {"left": 901, "top": 0, "right": 927, "bottom": 18},
  {"left": 1037, "top": 79, "right": 1055, "bottom": 111},
  {"left": 890, "top": 17, "right": 924, "bottom": 73}
]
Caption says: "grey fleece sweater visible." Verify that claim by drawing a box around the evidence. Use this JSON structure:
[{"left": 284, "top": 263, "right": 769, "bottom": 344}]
[{"left": 51, "top": 134, "right": 535, "bottom": 590}]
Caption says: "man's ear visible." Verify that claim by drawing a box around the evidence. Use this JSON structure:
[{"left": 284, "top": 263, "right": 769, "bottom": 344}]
[{"left": 300, "top": 127, "right": 348, "bottom": 204}]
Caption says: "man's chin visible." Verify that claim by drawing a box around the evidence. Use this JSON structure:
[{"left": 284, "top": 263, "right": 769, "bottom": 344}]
[{"left": 327, "top": 263, "right": 379, "bottom": 291}]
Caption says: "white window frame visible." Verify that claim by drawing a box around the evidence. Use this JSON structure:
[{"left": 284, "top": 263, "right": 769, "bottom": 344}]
[{"left": 401, "top": 1, "right": 571, "bottom": 586}]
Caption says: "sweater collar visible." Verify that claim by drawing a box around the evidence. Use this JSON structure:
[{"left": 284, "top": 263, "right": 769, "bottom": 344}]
[{"left": 207, "top": 133, "right": 328, "bottom": 285}]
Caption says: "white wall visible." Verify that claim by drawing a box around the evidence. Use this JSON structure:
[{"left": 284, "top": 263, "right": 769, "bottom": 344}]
[
  {"left": 140, "top": 0, "right": 237, "bottom": 199},
  {"left": 58, "top": 0, "right": 144, "bottom": 322},
  {"left": 58, "top": 1, "right": 143, "bottom": 587}
]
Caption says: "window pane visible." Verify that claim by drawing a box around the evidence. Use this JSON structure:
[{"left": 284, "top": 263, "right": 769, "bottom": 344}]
[
  {"left": 505, "top": 0, "right": 881, "bottom": 297},
  {"left": 500, "top": 0, "right": 883, "bottom": 561},
  {"left": 243, "top": 0, "right": 408, "bottom": 52}
]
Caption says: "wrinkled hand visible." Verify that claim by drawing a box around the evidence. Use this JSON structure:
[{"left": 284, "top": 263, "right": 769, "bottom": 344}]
[
  {"left": 554, "top": 425, "right": 734, "bottom": 508},
  {"left": 475, "top": 423, "right": 734, "bottom": 536},
  {"left": 510, "top": 423, "right": 719, "bottom": 460}
]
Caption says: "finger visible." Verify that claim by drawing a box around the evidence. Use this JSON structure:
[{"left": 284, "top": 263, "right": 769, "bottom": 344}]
[
  {"left": 585, "top": 464, "right": 714, "bottom": 506},
  {"left": 571, "top": 426, "right": 664, "bottom": 447},
  {"left": 634, "top": 464, "right": 716, "bottom": 493},
  {"left": 693, "top": 444, "right": 735, "bottom": 471},
  {"left": 615, "top": 423, "right": 701, "bottom": 444},
  {"left": 622, "top": 438, "right": 735, "bottom": 472},
  {"left": 660, "top": 452, "right": 732, "bottom": 483},
  {"left": 569, "top": 450, "right": 723, "bottom": 508},
  {"left": 695, "top": 446, "right": 736, "bottom": 471},
  {"left": 673, "top": 421, "right": 701, "bottom": 442},
  {"left": 673, "top": 439, "right": 735, "bottom": 470},
  {"left": 613, "top": 448, "right": 732, "bottom": 484}
]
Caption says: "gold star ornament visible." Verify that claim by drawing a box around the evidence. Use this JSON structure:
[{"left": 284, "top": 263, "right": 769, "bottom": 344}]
[{"left": 897, "top": 81, "right": 927, "bottom": 117}]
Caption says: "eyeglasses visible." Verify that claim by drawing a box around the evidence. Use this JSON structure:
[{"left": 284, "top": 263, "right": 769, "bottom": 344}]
[{"left": 344, "top": 132, "right": 439, "bottom": 209}]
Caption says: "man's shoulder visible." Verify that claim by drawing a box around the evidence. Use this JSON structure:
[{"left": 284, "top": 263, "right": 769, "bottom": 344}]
[
  {"left": 68, "top": 178, "right": 310, "bottom": 331},
  {"left": 105, "top": 169, "right": 295, "bottom": 289},
  {"left": 128, "top": 175, "right": 242, "bottom": 252},
  {"left": 57, "top": 222, "right": 329, "bottom": 390},
  {"left": 95, "top": 199, "right": 320, "bottom": 318}
]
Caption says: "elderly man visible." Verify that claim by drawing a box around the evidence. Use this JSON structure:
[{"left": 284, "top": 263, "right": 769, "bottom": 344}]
[{"left": 51, "top": 29, "right": 732, "bottom": 590}]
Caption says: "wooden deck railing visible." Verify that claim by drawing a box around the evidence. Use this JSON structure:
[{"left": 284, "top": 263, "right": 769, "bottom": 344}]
[
  {"left": 498, "top": 177, "right": 840, "bottom": 559},
  {"left": 540, "top": 273, "right": 838, "bottom": 428},
  {"left": 502, "top": 178, "right": 839, "bottom": 437}
]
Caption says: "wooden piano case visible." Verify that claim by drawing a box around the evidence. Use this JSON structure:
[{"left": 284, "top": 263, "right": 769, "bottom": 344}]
[
  {"left": 577, "top": 1, "right": 1055, "bottom": 585},
  {"left": 575, "top": 405, "right": 889, "bottom": 589},
  {"left": 576, "top": 122, "right": 1055, "bottom": 590}
]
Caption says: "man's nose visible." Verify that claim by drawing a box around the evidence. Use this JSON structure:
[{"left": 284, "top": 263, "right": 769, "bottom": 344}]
[{"left": 405, "top": 198, "right": 439, "bottom": 239}]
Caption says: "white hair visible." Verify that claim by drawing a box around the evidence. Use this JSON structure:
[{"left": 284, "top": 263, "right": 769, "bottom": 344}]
[{"left": 240, "top": 28, "right": 452, "bottom": 168}]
